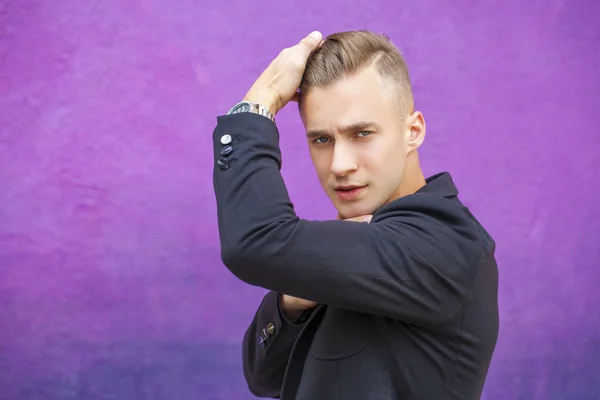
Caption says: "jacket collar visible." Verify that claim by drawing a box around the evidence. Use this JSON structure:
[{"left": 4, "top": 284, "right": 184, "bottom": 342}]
[{"left": 416, "top": 172, "right": 459, "bottom": 198}]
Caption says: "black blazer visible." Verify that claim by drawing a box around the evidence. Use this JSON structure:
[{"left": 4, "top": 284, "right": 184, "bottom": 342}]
[{"left": 212, "top": 112, "right": 499, "bottom": 399}]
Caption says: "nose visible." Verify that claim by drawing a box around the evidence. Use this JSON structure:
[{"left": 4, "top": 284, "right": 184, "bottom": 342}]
[{"left": 330, "top": 142, "right": 358, "bottom": 177}]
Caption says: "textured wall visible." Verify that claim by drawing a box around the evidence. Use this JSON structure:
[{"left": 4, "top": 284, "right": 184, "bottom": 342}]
[{"left": 1, "top": 0, "right": 599, "bottom": 399}]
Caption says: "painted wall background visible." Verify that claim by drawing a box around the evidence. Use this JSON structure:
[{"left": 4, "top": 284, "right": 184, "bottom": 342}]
[{"left": 1, "top": 0, "right": 599, "bottom": 399}]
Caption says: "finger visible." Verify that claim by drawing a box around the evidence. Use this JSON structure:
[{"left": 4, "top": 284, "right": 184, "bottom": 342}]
[
  {"left": 297, "top": 31, "right": 323, "bottom": 58},
  {"left": 343, "top": 215, "right": 373, "bottom": 223}
]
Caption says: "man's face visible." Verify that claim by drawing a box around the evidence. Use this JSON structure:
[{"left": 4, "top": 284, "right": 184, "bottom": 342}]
[{"left": 300, "top": 66, "right": 420, "bottom": 218}]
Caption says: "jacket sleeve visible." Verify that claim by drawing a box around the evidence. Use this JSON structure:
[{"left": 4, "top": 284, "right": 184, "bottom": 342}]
[
  {"left": 212, "top": 112, "right": 486, "bottom": 327},
  {"left": 242, "top": 291, "right": 314, "bottom": 398}
]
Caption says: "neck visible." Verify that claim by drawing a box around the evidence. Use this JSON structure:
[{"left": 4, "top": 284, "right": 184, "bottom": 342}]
[{"left": 393, "top": 151, "right": 426, "bottom": 199}]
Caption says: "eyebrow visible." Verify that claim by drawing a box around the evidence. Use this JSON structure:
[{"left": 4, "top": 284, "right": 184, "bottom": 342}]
[{"left": 306, "top": 121, "right": 381, "bottom": 138}]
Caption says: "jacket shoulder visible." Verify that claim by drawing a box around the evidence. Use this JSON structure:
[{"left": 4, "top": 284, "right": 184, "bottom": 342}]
[{"left": 373, "top": 192, "right": 490, "bottom": 274}]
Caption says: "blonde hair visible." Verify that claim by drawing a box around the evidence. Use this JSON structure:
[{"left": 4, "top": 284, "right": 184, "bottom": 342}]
[{"left": 299, "top": 30, "right": 414, "bottom": 115}]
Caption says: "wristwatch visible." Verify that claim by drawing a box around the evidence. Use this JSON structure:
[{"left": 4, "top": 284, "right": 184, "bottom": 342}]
[{"left": 227, "top": 100, "right": 274, "bottom": 122}]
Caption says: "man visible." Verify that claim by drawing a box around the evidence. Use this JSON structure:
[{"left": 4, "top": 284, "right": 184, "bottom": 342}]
[{"left": 212, "top": 30, "right": 499, "bottom": 399}]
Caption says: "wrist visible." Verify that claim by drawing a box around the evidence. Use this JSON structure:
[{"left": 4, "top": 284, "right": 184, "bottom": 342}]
[
  {"left": 243, "top": 89, "right": 279, "bottom": 116},
  {"left": 279, "top": 295, "right": 305, "bottom": 322}
]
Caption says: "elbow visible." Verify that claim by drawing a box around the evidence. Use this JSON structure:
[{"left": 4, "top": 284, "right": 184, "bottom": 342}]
[
  {"left": 220, "top": 240, "right": 267, "bottom": 286},
  {"left": 221, "top": 245, "right": 254, "bottom": 283},
  {"left": 220, "top": 218, "right": 295, "bottom": 285},
  {"left": 220, "top": 243, "right": 243, "bottom": 271}
]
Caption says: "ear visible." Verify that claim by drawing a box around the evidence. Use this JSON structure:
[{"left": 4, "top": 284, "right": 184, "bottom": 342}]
[{"left": 405, "top": 111, "right": 426, "bottom": 153}]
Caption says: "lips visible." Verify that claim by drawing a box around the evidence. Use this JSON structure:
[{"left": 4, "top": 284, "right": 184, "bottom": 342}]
[{"left": 334, "top": 185, "right": 366, "bottom": 201}]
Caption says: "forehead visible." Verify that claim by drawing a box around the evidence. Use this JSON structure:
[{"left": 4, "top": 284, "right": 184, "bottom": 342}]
[{"left": 300, "top": 66, "right": 397, "bottom": 131}]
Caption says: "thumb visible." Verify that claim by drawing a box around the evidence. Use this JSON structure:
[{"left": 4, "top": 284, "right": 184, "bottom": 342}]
[{"left": 298, "top": 31, "right": 323, "bottom": 56}]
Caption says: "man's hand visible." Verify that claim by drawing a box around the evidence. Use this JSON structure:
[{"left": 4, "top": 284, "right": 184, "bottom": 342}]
[
  {"left": 279, "top": 295, "right": 318, "bottom": 323},
  {"left": 280, "top": 213, "right": 373, "bottom": 322},
  {"left": 243, "top": 31, "right": 323, "bottom": 116},
  {"left": 336, "top": 213, "right": 373, "bottom": 223}
]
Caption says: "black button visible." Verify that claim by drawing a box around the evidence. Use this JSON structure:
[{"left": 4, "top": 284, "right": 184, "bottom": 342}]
[
  {"left": 217, "top": 158, "right": 229, "bottom": 170},
  {"left": 220, "top": 145, "right": 233, "bottom": 156}
]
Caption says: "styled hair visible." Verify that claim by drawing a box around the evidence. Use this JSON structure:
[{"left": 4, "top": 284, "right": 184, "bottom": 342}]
[{"left": 299, "top": 30, "right": 414, "bottom": 115}]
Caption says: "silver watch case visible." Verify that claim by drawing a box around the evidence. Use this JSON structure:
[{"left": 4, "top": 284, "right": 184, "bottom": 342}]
[{"left": 227, "top": 101, "right": 274, "bottom": 121}]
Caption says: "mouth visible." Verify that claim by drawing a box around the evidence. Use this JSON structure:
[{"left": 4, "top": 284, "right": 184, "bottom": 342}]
[{"left": 334, "top": 185, "right": 366, "bottom": 201}]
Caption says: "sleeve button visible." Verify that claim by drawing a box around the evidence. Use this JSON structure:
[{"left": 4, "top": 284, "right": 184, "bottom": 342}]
[
  {"left": 217, "top": 158, "right": 229, "bottom": 170},
  {"left": 220, "top": 134, "right": 232, "bottom": 145},
  {"left": 220, "top": 145, "right": 233, "bottom": 156}
]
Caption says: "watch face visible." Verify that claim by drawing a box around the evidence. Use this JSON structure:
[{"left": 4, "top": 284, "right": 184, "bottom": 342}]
[{"left": 231, "top": 102, "right": 251, "bottom": 114}]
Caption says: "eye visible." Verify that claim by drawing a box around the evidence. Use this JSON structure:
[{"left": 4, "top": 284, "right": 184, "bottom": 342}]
[
  {"left": 356, "top": 131, "right": 372, "bottom": 138},
  {"left": 314, "top": 136, "right": 330, "bottom": 144}
]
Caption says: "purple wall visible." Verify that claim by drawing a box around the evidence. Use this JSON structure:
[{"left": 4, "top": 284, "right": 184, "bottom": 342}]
[{"left": 1, "top": 1, "right": 599, "bottom": 399}]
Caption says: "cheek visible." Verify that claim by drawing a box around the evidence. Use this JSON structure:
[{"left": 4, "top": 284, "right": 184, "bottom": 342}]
[
  {"left": 360, "top": 137, "right": 404, "bottom": 177},
  {"left": 357, "top": 141, "right": 387, "bottom": 171},
  {"left": 309, "top": 148, "right": 332, "bottom": 181}
]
